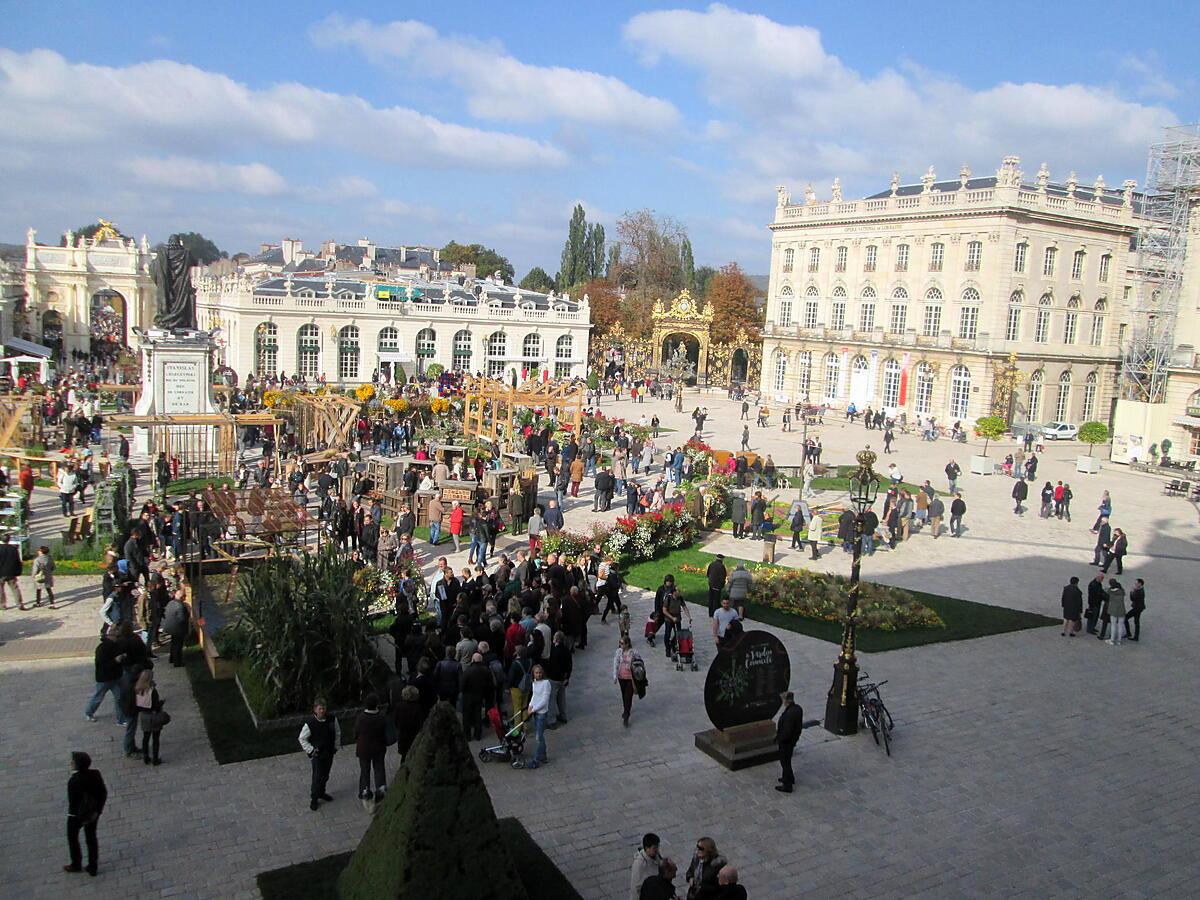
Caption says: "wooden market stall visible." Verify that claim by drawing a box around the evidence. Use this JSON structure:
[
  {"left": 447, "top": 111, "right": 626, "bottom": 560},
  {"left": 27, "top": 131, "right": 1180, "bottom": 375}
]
[
  {"left": 462, "top": 377, "right": 584, "bottom": 449},
  {"left": 282, "top": 393, "right": 361, "bottom": 453},
  {"left": 108, "top": 411, "right": 283, "bottom": 477}
]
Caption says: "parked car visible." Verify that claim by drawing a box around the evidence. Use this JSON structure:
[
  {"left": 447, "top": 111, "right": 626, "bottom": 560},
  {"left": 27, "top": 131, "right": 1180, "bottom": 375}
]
[{"left": 1040, "top": 422, "right": 1078, "bottom": 441}]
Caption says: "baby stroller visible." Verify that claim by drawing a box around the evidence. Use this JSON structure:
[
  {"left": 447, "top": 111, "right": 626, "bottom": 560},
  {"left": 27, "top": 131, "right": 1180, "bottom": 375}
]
[
  {"left": 674, "top": 612, "right": 698, "bottom": 671},
  {"left": 644, "top": 613, "right": 661, "bottom": 647},
  {"left": 479, "top": 707, "right": 526, "bottom": 770}
]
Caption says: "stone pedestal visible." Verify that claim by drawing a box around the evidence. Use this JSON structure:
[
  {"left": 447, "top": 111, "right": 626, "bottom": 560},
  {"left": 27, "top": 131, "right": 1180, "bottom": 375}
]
[
  {"left": 133, "top": 330, "right": 219, "bottom": 455},
  {"left": 694, "top": 721, "right": 780, "bottom": 771}
]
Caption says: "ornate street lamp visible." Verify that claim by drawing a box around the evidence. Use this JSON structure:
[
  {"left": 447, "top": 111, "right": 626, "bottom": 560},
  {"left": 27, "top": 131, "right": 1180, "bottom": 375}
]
[{"left": 824, "top": 447, "right": 880, "bottom": 735}]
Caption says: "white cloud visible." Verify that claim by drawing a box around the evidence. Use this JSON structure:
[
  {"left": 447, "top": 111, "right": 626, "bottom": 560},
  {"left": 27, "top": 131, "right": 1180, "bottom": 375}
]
[
  {"left": 0, "top": 48, "right": 566, "bottom": 170},
  {"left": 125, "top": 156, "right": 287, "bottom": 195},
  {"left": 328, "top": 175, "right": 377, "bottom": 198},
  {"left": 311, "top": 15, "right": 680, "bottom": 133},
  {"left": 624, "top": 4, "right": 1177, "bottom": 201}
]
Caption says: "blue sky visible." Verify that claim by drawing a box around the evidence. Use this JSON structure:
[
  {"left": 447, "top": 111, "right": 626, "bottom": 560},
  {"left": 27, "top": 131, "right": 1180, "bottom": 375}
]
[{"left": 1, "top": 1, "right": 1195, "bottom": 278}]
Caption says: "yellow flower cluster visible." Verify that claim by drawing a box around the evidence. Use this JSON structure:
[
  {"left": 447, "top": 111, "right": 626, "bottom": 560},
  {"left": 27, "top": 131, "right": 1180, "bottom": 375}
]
[
  {"left": 355, "top": 384, "right": 376, "bottom": 402},
  {"left": 383, "top": 397, "right": 409, "bottom": 413},
  {"left": 429, "top": 397, "right": 451, "bottom": 415},
  {"left": 262, "top": 389, "right": 286, "bottom": 408}
]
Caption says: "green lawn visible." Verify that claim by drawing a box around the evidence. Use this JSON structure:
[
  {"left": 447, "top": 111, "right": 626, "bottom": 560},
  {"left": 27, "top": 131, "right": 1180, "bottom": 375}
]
[
  {"left": 624, "top": 547, "right": 1058, "bottom": 652},
  {"left": 183, "top": 649, "right": 353, "bottom": 764},
  {"left": 790, "top": 475, "right": 926, "bottom": 495},
  {"left": 165, "top": 475, "right": 233, "bottom": 497}
]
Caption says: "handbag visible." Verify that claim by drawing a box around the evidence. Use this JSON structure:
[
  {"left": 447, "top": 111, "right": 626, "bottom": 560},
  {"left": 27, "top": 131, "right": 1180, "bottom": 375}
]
[{"left": 147, "top": 709, "right": 172, "bottom": 730}]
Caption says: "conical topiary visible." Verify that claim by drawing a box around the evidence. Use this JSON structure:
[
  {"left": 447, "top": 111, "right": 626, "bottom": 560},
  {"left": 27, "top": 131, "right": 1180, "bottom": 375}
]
[{"left": 337, "top": 701, "right": 529, "bottom": 900}]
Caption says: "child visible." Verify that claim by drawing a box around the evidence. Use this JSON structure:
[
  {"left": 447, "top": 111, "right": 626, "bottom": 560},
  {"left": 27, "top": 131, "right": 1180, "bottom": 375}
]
[{"left": 32, "top": 544, "right": 56, "bottom": 609}]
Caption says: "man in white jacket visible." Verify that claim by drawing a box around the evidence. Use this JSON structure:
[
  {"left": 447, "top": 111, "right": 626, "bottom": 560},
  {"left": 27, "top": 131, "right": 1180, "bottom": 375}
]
[
  {"left": 57, "top": 465, "right": 79, "bottom": 517},
  {"left": 629, "top": 833, "right": 662, "bottom": 900}
]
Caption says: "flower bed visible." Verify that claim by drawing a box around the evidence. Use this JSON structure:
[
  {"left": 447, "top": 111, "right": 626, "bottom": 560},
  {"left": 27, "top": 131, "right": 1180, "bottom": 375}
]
[{"left": 541, "top": 504, "right": 698, "bottom": 564}]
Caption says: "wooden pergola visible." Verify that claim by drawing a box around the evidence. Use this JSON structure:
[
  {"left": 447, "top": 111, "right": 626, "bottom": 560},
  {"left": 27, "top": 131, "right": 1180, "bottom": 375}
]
[
  {"left": 462, "top": 377, "right": 585, "bottom": 448},
  {"left": 109, "top": 411, "right": 283, "bottom": 475},
  {"left": 282, "top": 393, "right": 361, "bottom": 452},
  {"left": 0, "top": 396, "right": 44, "bottom": 449}
]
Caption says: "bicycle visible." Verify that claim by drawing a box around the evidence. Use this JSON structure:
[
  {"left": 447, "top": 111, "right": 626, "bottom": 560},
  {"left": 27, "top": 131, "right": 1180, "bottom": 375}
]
[{"left": 857, "top": 674, "right": 894, "bottom": 756}]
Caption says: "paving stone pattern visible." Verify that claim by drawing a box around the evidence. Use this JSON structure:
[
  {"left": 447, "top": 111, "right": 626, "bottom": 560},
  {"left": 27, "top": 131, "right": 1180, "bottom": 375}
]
[{"left": 1, "top": 393, "right": 1197, "bottom": 898}]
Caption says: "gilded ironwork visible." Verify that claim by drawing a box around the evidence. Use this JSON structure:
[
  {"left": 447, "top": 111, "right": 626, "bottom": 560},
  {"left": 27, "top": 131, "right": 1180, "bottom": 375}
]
[{"left": 991, "top": 352, "right": 1027, "bottom": 421}]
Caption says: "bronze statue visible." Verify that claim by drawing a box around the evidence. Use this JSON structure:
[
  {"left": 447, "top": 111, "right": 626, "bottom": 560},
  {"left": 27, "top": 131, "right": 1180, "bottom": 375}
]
[{"left": 151, "top": 234, "right": 197, "bottom": 331}]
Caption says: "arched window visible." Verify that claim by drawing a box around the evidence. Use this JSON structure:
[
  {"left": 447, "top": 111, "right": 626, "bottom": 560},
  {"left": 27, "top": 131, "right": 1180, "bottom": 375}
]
[
  {"left": 859, "top": 286, "right": 876, "bottom": 331},
  {"left": 1064, "top": 297, "right": 1079, "bottom": 344},
  {"left": 803, "top": 285, "right": 819, "bottom": 328},
  {"left": 915, "top": 362, "right": 934, "bottom": 415},
  {"left": 1014, "top": 242, "right": 1028, "bottom": 273},
  {"left": 486, "top": 331, "right": 507, "bottom": 377},
  {"left": 852, "top": 354, "right": 869, "bottom": 375},
  {"left": 1055, "top": 371, "right": 1072, "bottom": 421},
  {"left": 1043, "top": 246, "right": 1057, "bottom": 276},
  {"left": 1035, "top": 294, "right": 1053, "bottom": 343},
  {"left": 823, "top": 353, "right": 841, "bottom": 400},
  {"left": 797, "top": 351, "right": 812, "bottom": 395},
  {"left": 778, "top": 285, "right": 793, "bottom": 328},
  {"left": 522, "top": 332, "right": 542, "bottom": 361},
  {"left": 1005, "top": 292, "right": 1022, "bottom": 341},
  {"left": 453, "top": 329, "right": 473, "bottom": 372},
  {"left": 1029, "top": 370, "right": 1044, "bottom": 421},
  {"left": 415, "top": 327, "right": 436, "bottom": 358},
  {"left": 782, "top": 248, "right": 794, "bottom": 272},
  {"left": 831, "top": 286, "right": 847, "bottom": 329},
  {"left": 889, "top": 287, "right": 908, "bottom": 334},
  {"left": 922, "top": 288, "right": 943, "bottom": 337},
  {"left": 1082, "top": 372, "right": 1098, "bottom": 420},
  {"left": 958, "top": 288, "right": 981, "bottom": 340},
  {"left": 773, "top": 350, "right": 788, "bottom": 393},
  {"left": 297, "top": 324, "right": 320, "bottom": 380},
  {"left": 555, "top": 335, "right": 574, "bottom": 377},
  {"left": 1072, "top": 249, "right": 1086, "bottom": 280},
  {"left": 255, "top": 322, "right": 278, "bottom": 376},
  {"left": 1090, "top": 300, "right": 1106, "bottom": 346},
  {"left": 949, "top": 365, "right": 971, "bottom": 419},
  {"left": 808, "top": 246, "right": 820, "bottom": 272},
  {"left": 965, "top": 240, "right": 982, "bottom": 272},
  {"left": 1099, "top": 253, "right": 1112, "bottom": 283},
  {"left": 337, "top": 325, "right": 360, "bottom": 381},
  {"left": 377, "top": 326, "right": 399, "bottom": 353},
  {"left": 882, "top": 358, "right": 901, "bottom": 407}
]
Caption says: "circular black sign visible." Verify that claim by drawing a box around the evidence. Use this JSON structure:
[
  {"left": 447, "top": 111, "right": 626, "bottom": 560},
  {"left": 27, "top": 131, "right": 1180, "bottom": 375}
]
[{"left": 703, "top": 630, "right": 791, "bottom": 730}]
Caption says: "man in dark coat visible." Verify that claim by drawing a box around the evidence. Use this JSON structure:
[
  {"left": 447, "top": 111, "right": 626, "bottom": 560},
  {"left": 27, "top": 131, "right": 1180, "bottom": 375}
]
[
  {"left": 360, "top": 514, "right": 380, "bottom": 563},
  {"left": 1011, "top": 478, "right": 1028, "bottom": 515},
  {"left": 949, "top": 493, "right": 967, "bottom": 537},
  {"left": 298, "top": 700, "right": 340, "bottom": 811},
  {"left": 776, "top": 691, "right": 804, "bottom": 793},
  {"left": 1126, "top": 578, "right": 1146, "bottom": 641},
  {"left": 705, "top": 555, "right": 727, "bottom": 617},
  {"left": 639, "top": 858, "right": 679, "bottom": 900},
  {"left": 837, "top": 508, "right": 856, "bottom": 552},
  {"left": 1060, "top": 576, "right": 1083, "bottom": 636},
  {"left": 459, "top": 652, "right": 493, "bottom": 740},
  {"left": 729, "top": 492, "right": 747, "bottom": 539},
  {"left": 1092, "top": 518, "right": 1111, "bottom": 566},
  {"left": 1085, "top": 572, "right": 1106, "bottom": 634}
]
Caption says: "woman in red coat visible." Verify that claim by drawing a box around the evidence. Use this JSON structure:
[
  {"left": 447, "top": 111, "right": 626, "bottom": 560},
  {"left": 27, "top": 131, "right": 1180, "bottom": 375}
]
[{"left": 448, "top": 500, "right": 464, "bottom": 554}]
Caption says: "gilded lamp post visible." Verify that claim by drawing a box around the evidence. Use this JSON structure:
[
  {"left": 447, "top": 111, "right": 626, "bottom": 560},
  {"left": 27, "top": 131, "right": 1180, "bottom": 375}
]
[{"left": 824, "top": 447, "right": 880, "bottom": 735}]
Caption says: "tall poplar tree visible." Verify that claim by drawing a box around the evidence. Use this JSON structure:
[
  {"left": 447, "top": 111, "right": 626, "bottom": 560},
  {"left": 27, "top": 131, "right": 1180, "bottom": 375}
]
[{"left": 680, "top": 237, "right": 696, "bottom": 291}]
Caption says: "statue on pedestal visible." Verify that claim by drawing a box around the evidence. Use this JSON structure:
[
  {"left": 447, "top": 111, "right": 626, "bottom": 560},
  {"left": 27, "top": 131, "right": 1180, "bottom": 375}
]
[{"left": 151, "top": 234, "right": 197, "bottom": 332}]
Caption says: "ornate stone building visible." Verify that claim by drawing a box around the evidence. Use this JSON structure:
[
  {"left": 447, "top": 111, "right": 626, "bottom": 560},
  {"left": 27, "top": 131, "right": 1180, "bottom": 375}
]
[
  {"left": 760, "top": 159, "right": 1140, "bottom": 426},
  {"left": 194, "top": 272, "right": 591, "bottom": 384}
]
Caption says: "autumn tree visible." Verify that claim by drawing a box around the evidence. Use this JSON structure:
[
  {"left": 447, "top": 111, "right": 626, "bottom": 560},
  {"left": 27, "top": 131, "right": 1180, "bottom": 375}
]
[
  {"left": 693, "top": 265, "right": 716, "bottom": 298},
  {"left": 609, "top": 209, "right": 687, "bottom": 335},
  {"left": 705, "top": 262, "right": 761, "bottom": 342},
  {"left": 582, "top": 278, "right": 622, "bottom": 335},
  {"left": 518, "top": 267, "right": 555, "bottom": 293}
]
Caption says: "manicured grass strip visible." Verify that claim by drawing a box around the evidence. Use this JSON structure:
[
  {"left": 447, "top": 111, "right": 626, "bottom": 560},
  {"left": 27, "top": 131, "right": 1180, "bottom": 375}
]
[
  {"left": 256, "top": 820, "right": 580, "bottom": 900},
  {"left": 625, "top": 547, "right": 1058, "bottom": 652},
  {"left": 183, "top": 649, "right": 352, "bottom": 764},
  {"left": 165, "top": 475, "right": 234, "bottom": 496}
]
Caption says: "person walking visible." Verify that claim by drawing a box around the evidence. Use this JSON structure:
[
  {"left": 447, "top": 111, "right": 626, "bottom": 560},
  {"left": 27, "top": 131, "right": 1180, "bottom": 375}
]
[
  {"left": 427, "top": 494, "right": 445, "bottom": 547},
  {"left": 1126, "top": 579, "right": 1146, "bottom": 641},
  {"left": 1039, "top": 481, "right": 1054, "bottom": 518},
  {"left": 298, "top": 700, "right": 340, "bottom": 811},
  {"left": 31, "top": 544, "right": 56, "bottom": 608},
  {"left": 740, "top": 425, "right": 750, "bottom": 451},
  {"left": 1085, "top": 572, "right": 1106, "bottom": 634},
  {"left": 524, "top": 664, "right": 551, "bottom": 768},
  {"left": 1060, "top": 576, "right": 1083, "bottom": 636},
  {"left": 1102, "top": 528, "right": 1128, "bottom": 574},
  {"left": 0, "top": 537, "right": 26, "bottom": 610},
  {"left": 1101, "top": 579, "right": 1127, "bottom": 645},
  {"left": 353, "top": 693, "right": 388, "bottom": 805},
  {"left": 706, "top": 554, "right": 727, "bottom": 617},
  {"left": 1061, "top": 483, "right": 1074, "bottom": 522},
  {"left": 162, "top": 589, "right": 190, "bottom": 668},
  {"left": 789, "top": 504, "right": 806, "bottom": 549},
  {"left": 134, "top": 669, "right": 166, "bottom": 765},
  {"left": 1091, "top": 491, "right": 1112, "bottom": 532},
  {"left": 945, "top": 459, "right": 961, "bottom": 494},
  {"left": 927, "top": 495, "right": 944, "bottom": 539},
  {"left": 449, "top": 500, "right": 464, "bottom": 553},
  {"left": 57, "top": 463, "right": 79, "bottom": 516},
  {"left": 1092, "top": 517, "right": 1111, "bottom": 566},
  {"left": 63, "top": 751, "right": 107, "bottom": 877},
  {"left": 84, "top": 631, "right": 127, "bottom": 723},
  {"left": 613, "top": 635, "right": 642, "bottom": 727},
  {"left": 727, "top": 562, "right": 752, "bottom": 619},
  {"left": 1012, "top": 478, "right": 1028, "bottom": 515},
  {"left": 806, "top": 509, "right": 823, "bottom": 560},
  {"left": 949, "top": 493, "right": 966, "bottom": 537},
  {"left": 729, "top": 493, "right": 746, "bottom": 539},
  {"left": 775, "top": 691, "right": 804, "bottom": 793}
]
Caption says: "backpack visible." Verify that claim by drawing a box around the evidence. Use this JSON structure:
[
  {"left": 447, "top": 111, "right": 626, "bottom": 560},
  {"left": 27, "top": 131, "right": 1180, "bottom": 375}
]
[{"left": 630, "top": 655, "right": 648, "bottom": 698}]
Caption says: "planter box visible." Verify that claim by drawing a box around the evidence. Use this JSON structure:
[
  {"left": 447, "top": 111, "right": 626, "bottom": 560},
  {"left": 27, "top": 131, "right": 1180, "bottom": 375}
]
[
  {"left": 1076, "top": 455, "right": 1101, "bottom": 474},
  {"left": 199, "top": 622, "right": 238, "bottom": 681},
  {"left": 234, "top": 669, "right": 363, "bottom": 733},
  {"left": 970, "top": 455, "right": 993, "bottom": 475}
]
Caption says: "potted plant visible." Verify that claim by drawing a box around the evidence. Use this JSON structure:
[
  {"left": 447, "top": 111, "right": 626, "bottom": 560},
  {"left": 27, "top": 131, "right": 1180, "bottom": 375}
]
[
  {"left": 1161, "top": 437, "right": 1173, "bottom": 463},
  {"left": 970, "top": 415, "right": 1006, "bottom": 475},
  {"left": 1076, "top": 421, "right": 1109, "bottom": 473}
]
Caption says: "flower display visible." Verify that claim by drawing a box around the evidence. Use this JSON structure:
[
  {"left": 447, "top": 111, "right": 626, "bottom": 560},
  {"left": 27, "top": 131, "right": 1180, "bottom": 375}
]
[
  {"left": 541, "top": 505, "right": 698, "bottom": 564},
  {"left": 429, "top": 397, "right": 451, "bottom": 416},
  {"left": 745, "top": 567, "right": 944, "bottom": 631},
  {"left": 355, "top": 383, "right": 376, "bottom": 402},
  {"left": 383, "top": 397, "right": 410, "bottom": 413}
]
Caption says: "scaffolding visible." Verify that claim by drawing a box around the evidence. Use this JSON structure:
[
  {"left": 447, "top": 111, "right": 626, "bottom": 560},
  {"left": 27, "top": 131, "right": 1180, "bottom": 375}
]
[{"left": 1123, "top": 125, "right": 1200, "bottom": 403}]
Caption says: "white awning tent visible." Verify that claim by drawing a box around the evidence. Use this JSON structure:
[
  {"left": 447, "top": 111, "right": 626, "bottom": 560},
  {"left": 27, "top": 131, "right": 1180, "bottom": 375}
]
[
  {"left": 1172, "top": 415, "right": 1200, "bottom": 427},
  {"left": 0, "top": 353, "right": 55, "bottom": 381}
]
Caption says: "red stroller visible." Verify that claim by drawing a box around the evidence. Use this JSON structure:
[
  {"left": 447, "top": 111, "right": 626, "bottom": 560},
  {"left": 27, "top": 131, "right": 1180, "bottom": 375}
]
[
  {"left": 674, "top": 612, "right": 698, "bottom": 671},
  {"left": 478, "top": 707, "right": 526, "bottom": 769}
]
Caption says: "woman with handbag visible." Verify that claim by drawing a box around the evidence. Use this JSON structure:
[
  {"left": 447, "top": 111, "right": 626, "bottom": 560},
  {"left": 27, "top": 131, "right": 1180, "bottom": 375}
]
[
  {"left": 612, "top": 635, "right": 644, "bottom": 728},
  {"left": 134, "top": 669, "right": 167, "bottom": 765}
]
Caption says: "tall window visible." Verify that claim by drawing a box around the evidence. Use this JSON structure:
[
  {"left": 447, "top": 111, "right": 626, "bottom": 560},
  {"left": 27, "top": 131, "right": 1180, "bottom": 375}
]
[
  {"left": 555, "top": 334, "right": 574, "bottom": 378},
  {"left": 965, "top": 241, "right": 982, "bottom": 272},
  {"left": 1099, "top": 253, "right": 1111, "bottom": 283},
  {"left": 1072, "top": 249, "right": 1086, "bottom": 280},
  {"left": 337, "top": 325, "right": 360, "bottom": 381},
  {"left": 777, "top": 286, "right": 793, "bottom": 328},
  {"left": 835, "top": 246, "right": 848, "bottom": 272},
  {"left": 1064, "top": 297, "right": 1080, "bottom": 344},
  {"left": 889, "top": 288, "right": 908, "bottom": 333},
  {"left": 882, "top": 359, "right": 901, "bottom": 407},
  {"left": 808, "top": 246, "right": 820, "bottom": 273},
  {"left": 377, "top": 326, "right": 399, "bottom": 354},
  {"left": 486, "top": 331, "right": 507, "bottom": 378},
  {"left": 1014, "top": 242, "right": 1027, "bottom": 273},
  {"left": 895, "top": 244, "right": 909, "bottom": 272},
  {"left": 831, "top": 287, "right": 847, "bottom": 329},
  {"left": 773, "top": 351, "right": 788, "bottom": 393},
  {"left": 859, "top": 287, "right": 876, "bottom": 331},
  {"left": 949, "top": 365, "right": 971, "bottom": 419},
  {"left": 1055, "top": 371, "right": 1072, "bottom": 421},
  {"left": 415, "top": 327, "right": 437, "bottom": 360},
  {"left": 1043, "top": 246, "right": 1057, "bottom": 276},
  {"left": 1082, "top": 372, "right": 1097, "bottom": 420},
  {"left": 522, "top": 332, "right": 542, "bottom": 361},
  {"left": 1035, "top": 295, "right": 1052, "bottom": 343},
  {"left": 864, "top": 245, "right": 877, "bottom": 272},
  {"left": 297, "top": 324, "right": 320, "bottom": 379},
  {"left": 922, "top": 288, "right": 943, "bottom": 337},
  {"left": 797, "top": 351, "right": 812, "bottom": 396},
  {"left": 930, "top": 242, "right": 944, "bottom": 272},
  {"left": 915, "top": 362, "right": 934, "bottom": 414},
  {"left": 1005, "top": 293, "right": 1022, "bottom": 341},
  {"left": 782, "top": 248, "right": 794, "bottom": 273},
  {"left": 1029, "top": 370, "right": 1044, "bottom": 421},
  {"left": 255, "top": 322, "right": 278, "bottom": 376},
  {"left": 453, "top": 329, "right": 473, "bottom": 371},
  {"left": 958, "top": 288, "right": 980, "bottom": 339},
  {"left": 804, "top": 286, "right": 819, "bottom": 328},
  {"left": 823, "top": 353, "right": 841, "bottom": 400},
  {"left": 1090, "top": 300, "right": 1106, "bottom": 346}
]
